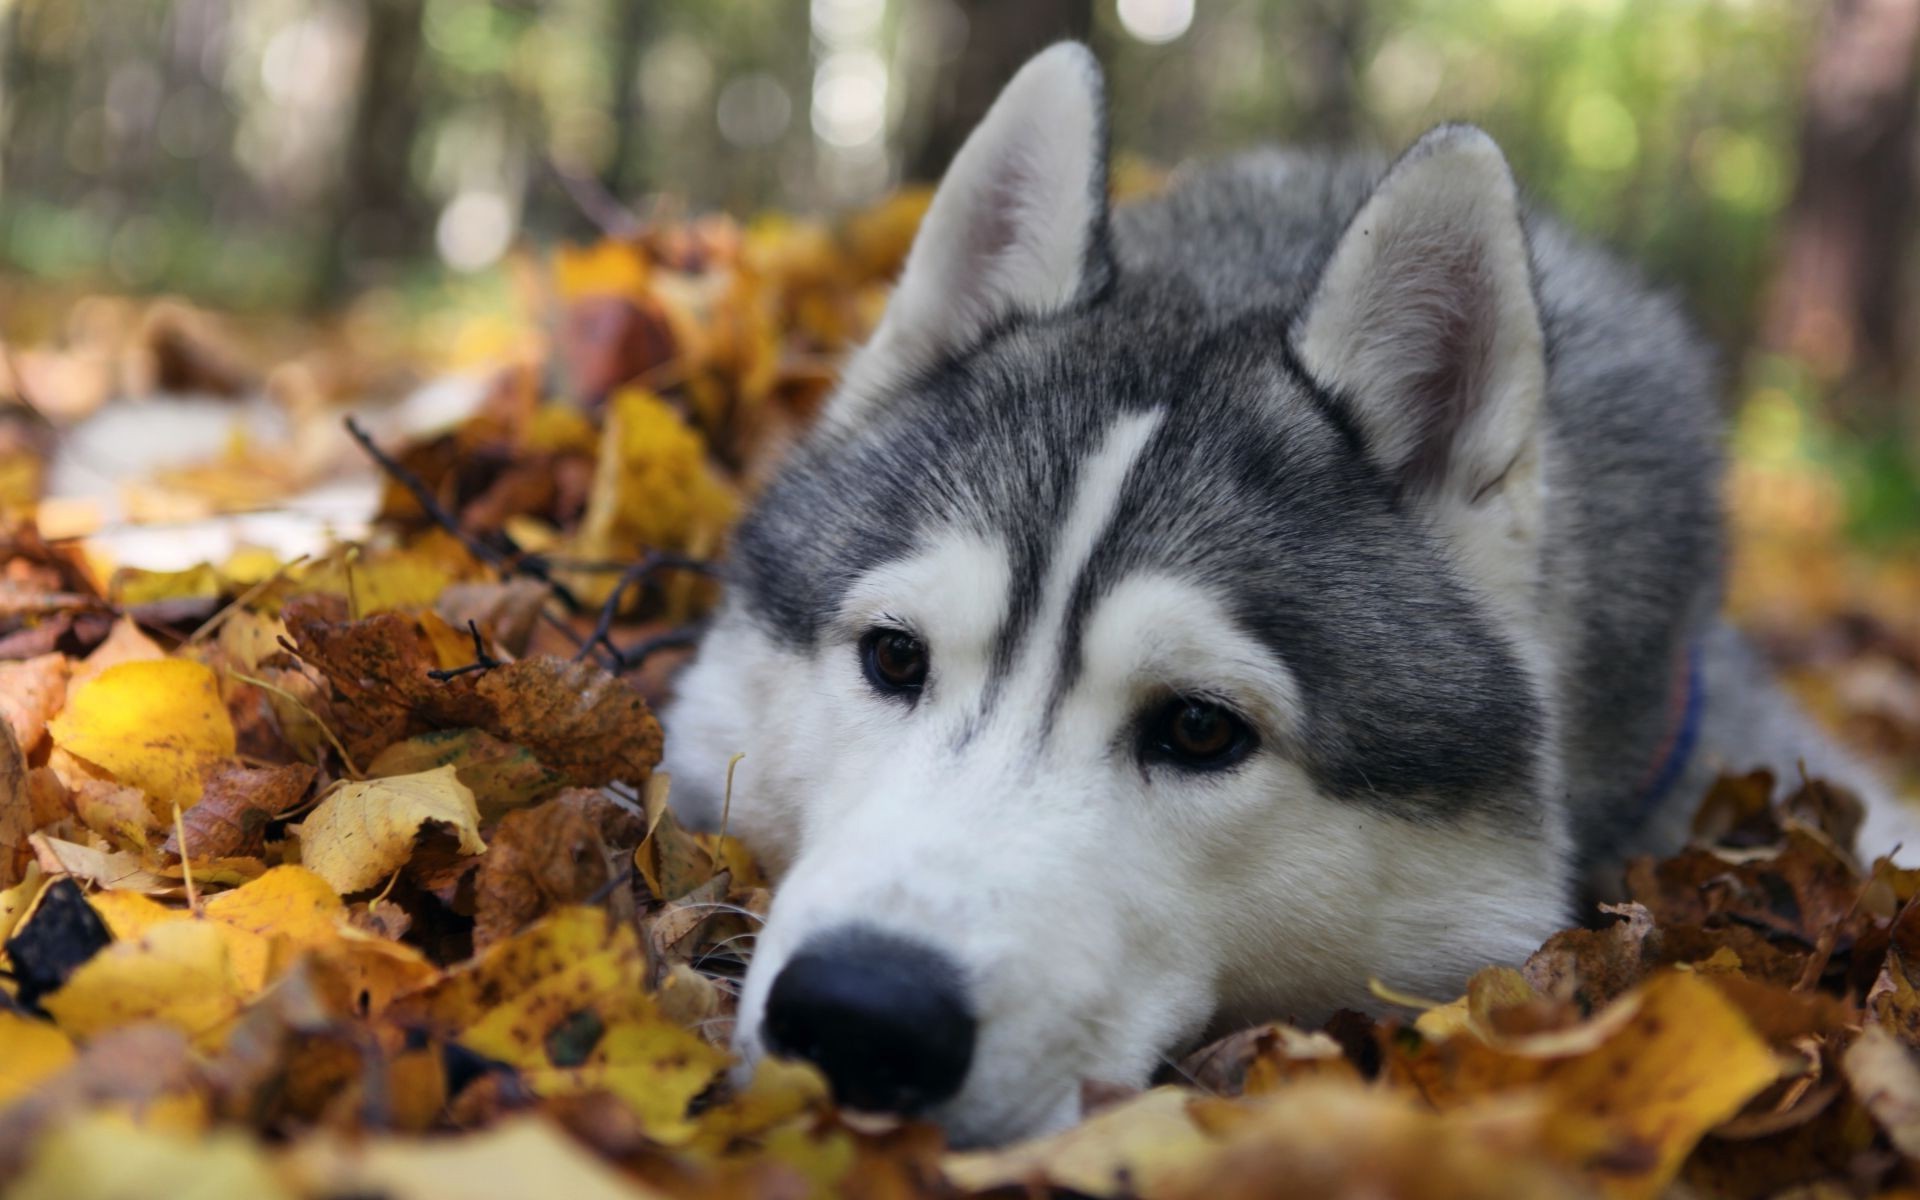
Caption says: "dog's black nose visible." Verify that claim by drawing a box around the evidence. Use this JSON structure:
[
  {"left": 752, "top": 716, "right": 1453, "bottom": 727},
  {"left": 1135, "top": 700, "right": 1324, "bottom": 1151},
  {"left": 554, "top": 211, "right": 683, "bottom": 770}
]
[{"left": 762, "top": 928, "right": 975, "bottom": 1113}]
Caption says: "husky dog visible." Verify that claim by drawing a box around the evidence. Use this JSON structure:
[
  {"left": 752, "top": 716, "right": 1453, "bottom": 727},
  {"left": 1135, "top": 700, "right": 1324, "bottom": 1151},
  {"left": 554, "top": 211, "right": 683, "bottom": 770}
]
[{"left": 662, "top": 43, "right": 1914, "bottom": 1145}]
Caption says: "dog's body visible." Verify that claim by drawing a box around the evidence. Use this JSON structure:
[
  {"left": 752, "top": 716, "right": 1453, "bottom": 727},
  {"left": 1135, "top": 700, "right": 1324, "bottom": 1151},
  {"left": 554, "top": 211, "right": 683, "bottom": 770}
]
[{"left": 662, "top": 44, "right": 1915, "bottom": 1145}]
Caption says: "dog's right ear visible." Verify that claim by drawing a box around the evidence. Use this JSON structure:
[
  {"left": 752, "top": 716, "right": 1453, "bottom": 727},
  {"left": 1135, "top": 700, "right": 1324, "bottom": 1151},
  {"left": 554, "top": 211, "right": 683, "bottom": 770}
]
[{"left": 827, "top": 42, "right": 1112, "bottom": 428}]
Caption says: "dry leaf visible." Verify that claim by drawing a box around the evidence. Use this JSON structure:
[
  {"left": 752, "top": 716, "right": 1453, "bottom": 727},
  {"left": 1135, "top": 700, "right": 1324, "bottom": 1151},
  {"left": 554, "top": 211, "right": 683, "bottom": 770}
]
[
  {"left": 295, "top": 765, "right": 484, "bottom": 895},
  {"left": 47, "top": 658, "right": 237, "bottom": 808},
  {"left": 0, "top": 653, "right": 69, "bottom": 754},
  {"left": 163, "top": 760, "right": 315, "bottom": 860},
  {"left": 43, "top": 918, "right": 252, "bottom": 1050}
]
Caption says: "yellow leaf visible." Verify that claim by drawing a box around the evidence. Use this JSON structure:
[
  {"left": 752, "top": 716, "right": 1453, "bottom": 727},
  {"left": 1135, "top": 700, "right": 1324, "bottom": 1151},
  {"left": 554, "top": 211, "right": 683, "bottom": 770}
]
[
  {"left": 108, "top": 867, "right": 438, "bottom": 1011},
  {"left": 110, "top": 562, "right": 224, "bottom": 607},
  {"left": 309, "top": 925, "right": 442, "bottom": 1015},
  {"left": 86, "top": 889, "right": 178, "bottom": 940},
  {"left": 283, "top": 1116, "right": 668, "bottom": 1200},
  {"left": 295, "top": 765, "right": 484, "bottom": 895},
  {"left": 10, "top": 1110, "right": 292, "bottom": 1200},
  {"left": 944, "top": 1088, "right": 1213, "bottom": 1197},
  {"left": 1391, "top": 970, "right": 1780, "bottom": 1200},
  {"left": 202, "top": 864, "right": 347, "bottom": 945},
  {"left": 0, "top": 1009, "right": 76, "bottom": 1108},
  {"left": 553, "top": 240, "right": 652, "bottom": 304},
  {"left": 43, "top": 918, "right": 250, "bottom": 1049},
  {"left": 576, "top": 388, "right": 736, "bottom": 561},
  {"left": 396, "top": 907, "right": 726, "bottom": 1140},
  {"left": 48, "top": 659, "right": 236, "bottom": 808},
  {"left": 0, "top": 863, "right": 45, "bottom": 945}
]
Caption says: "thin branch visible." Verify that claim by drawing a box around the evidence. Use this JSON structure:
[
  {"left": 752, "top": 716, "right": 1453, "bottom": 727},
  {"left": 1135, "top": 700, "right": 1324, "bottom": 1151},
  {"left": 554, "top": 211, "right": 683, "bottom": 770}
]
[
  {"left": 341, "top": 416, "right": 587, "bottom": 613},
  {"left": 428, "top": 620, "right": 503, "bottom": 681},
  {"left": 573, "top": 552, "right": 714, "bottom": 666},
  {"left": 606, "top": 623, "right": 703, "bottom": 674}
]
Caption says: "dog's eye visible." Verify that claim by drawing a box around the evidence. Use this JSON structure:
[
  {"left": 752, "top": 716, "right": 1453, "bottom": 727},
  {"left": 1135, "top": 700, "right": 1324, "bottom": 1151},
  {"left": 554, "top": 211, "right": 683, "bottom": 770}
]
[
  {"left": 861, "top": 628, "right": 928, "bottom": 696},
  {"left": 1142, "top": 697, "right": 1254, "bottom": 770}
]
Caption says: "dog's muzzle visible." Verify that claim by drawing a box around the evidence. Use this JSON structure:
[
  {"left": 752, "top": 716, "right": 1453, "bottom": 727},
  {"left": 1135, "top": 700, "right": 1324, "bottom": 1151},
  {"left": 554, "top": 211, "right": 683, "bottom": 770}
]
[{"left": 761, "top": 925, "right": 976, "bottom": 1114}]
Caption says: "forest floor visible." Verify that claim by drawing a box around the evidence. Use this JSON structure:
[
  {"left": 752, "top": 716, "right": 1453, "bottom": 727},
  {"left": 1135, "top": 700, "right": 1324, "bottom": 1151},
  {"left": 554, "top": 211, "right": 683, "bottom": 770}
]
[{"left": 1, "top": 201, "right": 1919, "bottom": 1198}]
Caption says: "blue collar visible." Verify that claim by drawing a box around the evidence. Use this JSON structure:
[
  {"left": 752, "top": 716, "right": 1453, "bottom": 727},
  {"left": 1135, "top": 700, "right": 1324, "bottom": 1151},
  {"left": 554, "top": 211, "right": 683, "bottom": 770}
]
[{"left": 1634, "top": 642, "right": 1704, "bottom": 823}]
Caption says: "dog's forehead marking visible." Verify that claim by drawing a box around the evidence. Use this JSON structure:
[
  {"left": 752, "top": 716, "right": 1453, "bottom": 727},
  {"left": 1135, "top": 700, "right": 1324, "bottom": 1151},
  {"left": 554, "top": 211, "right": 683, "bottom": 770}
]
[{"left": 981, "top": 406, "right": 1166, "bottom": 724}]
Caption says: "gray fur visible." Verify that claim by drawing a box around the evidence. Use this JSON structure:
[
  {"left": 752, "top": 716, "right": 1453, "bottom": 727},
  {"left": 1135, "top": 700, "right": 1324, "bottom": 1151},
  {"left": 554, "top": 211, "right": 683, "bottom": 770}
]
[
  {"left": 666, "top": 53, "right": 1916, "bottom": 1142},
  {"left": 723, "top": 142, "right": 1838, "bottom": 866}
]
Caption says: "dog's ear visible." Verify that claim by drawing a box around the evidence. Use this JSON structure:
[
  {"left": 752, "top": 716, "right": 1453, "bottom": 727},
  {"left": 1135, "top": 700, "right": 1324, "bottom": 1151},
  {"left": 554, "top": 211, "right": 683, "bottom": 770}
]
[
  {"left": 1292, "top": 125, "right": 1545, "bottom": 508},
  {"left": 827, "top": 42, "right": 1111, "bottom": 427}
]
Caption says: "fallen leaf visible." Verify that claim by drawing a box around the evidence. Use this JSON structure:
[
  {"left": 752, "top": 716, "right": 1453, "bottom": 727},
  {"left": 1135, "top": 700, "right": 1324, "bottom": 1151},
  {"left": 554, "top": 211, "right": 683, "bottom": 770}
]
[
  {"left": 43, "top": 917, "right": 251, "bottom": 1049},
  {"left": 9, "top": 1110, "right": 292, "bottom": 1200},
  {"left": 0, "top": 1010, "right": 76, "bottom": 1109},
  {"left": 943, "top": 1087, "right": 1216, "bottom": 1197},
  {"left": 163, "top": 760, "right": 315, "bottom": 860},
  {"left": 394, "top": 906, "right": 726, "bottom": 1139},
  {"left": 1842, "top": 1024, "right": 1920, "bottom": 1158},
  {"left": 283, "top": 1115, "right": 670, "bottom": 1200},
  {"left": 3, "top": 877, "right": 114, "bottom": 1010},
  {"left": 295, "top": 765, "right": 485, "bottom": 895},
  {"left": 28, "top": 833, "right": 174, "bottom": 894},
  {"left": 0, "top": 653, "right": 69, "bottom": 753},
  {"left": 1385, "top": 971, "right": 1781, "bottom": 1199},
  {"left": 68, "top": 778, "right": 155, "bottom": 850},
  {"left": 0, "top": 718, "right": 27, "bottom": 887},
  {"left": 474, "top": 789, "right": 636, "bottom": 949},
  {"left": 48, "top": 658, "right": 237, "bottom": 808},
  {"left": 0, "top": 1024, "right": 203, "bottom": 1181},
  {"left": 458, "top": 656, "right": 664, "bottom": 790},
  {"left": 368, "top": 727, "right": 568, "bottom": 821}
]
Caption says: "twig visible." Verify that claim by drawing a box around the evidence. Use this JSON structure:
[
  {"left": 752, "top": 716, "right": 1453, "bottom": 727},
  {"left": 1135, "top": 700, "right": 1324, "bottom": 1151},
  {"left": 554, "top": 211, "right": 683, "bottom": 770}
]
[
  {"left": 341, "top": 416, "right": 587, "bottom": 613},
  {"left": 573, "top": 552, "right": 713, "bottom": 666},
  {"left": 606, "top": 624, "right": 703, "bottom": 674},
  {"left": 428, "top": 620, "right": 503, "bottom": 681}
]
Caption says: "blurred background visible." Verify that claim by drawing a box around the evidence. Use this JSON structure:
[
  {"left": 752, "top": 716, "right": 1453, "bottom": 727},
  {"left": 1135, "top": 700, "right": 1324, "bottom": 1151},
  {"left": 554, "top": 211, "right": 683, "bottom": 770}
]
[
  {"left": 1, "top": 0, "right": 1918, "bottom": 768},
  {"left": 0, "top": 0, "right": 1911, "bottom": 378}
]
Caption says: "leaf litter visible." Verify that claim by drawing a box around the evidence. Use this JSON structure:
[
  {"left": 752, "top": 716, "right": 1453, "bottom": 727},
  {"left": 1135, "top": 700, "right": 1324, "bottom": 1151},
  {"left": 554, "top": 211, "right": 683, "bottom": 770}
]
[{"left": 0, "top": 193, "right": 1919, "bottom": 1198}]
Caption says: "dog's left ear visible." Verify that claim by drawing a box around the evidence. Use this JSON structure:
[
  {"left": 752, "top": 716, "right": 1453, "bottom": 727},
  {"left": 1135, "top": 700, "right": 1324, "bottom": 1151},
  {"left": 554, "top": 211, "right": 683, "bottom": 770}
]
[
  {"left": 829, "top": 42, "right": 1111, "bottom": 427},
  {"left": 1292, "top": 125, "right": 1545, "bottom": 511}
]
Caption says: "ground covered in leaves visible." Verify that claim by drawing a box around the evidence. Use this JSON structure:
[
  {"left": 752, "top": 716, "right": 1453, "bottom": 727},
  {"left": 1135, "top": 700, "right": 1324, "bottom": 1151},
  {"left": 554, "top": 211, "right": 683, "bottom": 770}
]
[{"left": 3, "top": 199, "right": 1920, "bottom": 1199}]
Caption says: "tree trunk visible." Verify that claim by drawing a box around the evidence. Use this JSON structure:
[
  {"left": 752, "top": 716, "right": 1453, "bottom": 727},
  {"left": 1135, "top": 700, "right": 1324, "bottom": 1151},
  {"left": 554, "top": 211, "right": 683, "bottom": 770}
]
[
  {"left": 903, "top": 0, "right": 1094, "bottom": 182},
  {"left": 599, "top": 0, "right": 653, "bottom": 203},
  {"left": 311, "top": 0, "right": 429, "bottom": 308},
  {"left": 1762, "top": 0, "right": 1920, "bottom": 412}
]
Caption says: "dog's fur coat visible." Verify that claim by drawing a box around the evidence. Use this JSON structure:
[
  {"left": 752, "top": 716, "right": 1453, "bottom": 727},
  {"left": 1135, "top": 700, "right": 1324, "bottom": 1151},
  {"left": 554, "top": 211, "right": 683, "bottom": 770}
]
[{"left": 662, "top": 43, "right": 1918, "bottom": 1145}]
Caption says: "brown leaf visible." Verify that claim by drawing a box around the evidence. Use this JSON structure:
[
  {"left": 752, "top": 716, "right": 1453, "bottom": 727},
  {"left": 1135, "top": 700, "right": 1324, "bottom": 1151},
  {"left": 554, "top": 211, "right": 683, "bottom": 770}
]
[
  {"left": 1625, "top": 828, "right": 1862, "bottom": 949},
  {"left": 163, "top": 760, "right": 316, "bottom": 860},
  {"left": 367, "top": 728, "right": 569, "bottom": 823},
  {"left": 281, "top": 599, "right": 474, "bottom": 760},
  {"left": 473, "top": 789, "right": 636, "bottom": 950},
  {"left": 453, "top": 657, "right": 663, "bottom": 790},
  {"left": 0, "top": 653, "right": 69, "bottom": 754},
  {"left": 435, "top": 579, "right": 551, "bottom": 657},
  {"left": 0, "top": 719, "right": 28, "bottom": 888}
]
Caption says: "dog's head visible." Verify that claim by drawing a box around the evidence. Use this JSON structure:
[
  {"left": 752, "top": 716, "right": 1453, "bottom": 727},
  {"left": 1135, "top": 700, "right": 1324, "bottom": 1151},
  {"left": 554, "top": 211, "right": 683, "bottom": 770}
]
[{"left": 664, "top": 44, "right": 1574, "bottom": 1144}]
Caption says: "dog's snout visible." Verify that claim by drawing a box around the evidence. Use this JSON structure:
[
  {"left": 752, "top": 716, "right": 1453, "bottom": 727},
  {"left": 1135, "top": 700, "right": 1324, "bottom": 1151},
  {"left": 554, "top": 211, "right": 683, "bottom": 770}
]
[{"left": 761, "top": 928, "right": 975, "bottom": 1114}]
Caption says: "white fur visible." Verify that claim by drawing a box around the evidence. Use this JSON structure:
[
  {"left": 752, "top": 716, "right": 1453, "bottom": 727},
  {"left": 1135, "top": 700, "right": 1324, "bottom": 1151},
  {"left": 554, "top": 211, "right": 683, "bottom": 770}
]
[
  {"left": 667, "top": 414, "right": 1572, "bottom": 1145},
  {"left": 828, "top": 42, "right": 1103, "bottom": 429}
]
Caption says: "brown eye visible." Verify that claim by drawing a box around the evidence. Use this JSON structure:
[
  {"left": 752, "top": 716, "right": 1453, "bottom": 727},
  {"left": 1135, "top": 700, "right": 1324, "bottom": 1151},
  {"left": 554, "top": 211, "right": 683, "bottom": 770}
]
[
  {"left": 1144, "top": 698, "right": 1253, "bottom": 770},
  {"left": 861, "top": 629, "right": 928, "bottom": 696}
]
